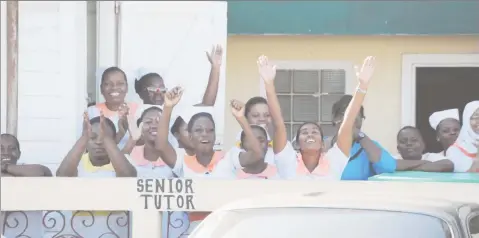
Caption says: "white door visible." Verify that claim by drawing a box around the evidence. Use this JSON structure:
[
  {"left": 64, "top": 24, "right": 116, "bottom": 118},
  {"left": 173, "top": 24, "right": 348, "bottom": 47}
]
[
  {"left": 97, "top": 1, "right": 228, "bottom": 147},
  {"left": 15, "top": 1, "right": 87, "bottom": 169}
]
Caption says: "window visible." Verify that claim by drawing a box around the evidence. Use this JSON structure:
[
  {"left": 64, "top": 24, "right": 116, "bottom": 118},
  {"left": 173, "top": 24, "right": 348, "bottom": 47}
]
[{"left": 265, "top": 63, "right": 347, "bottom": 140}]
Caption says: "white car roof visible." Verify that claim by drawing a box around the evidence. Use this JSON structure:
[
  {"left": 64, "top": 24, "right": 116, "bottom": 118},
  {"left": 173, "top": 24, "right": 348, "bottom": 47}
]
[{"left": 217, "top": 190, "right": 479, "bottom": 216}]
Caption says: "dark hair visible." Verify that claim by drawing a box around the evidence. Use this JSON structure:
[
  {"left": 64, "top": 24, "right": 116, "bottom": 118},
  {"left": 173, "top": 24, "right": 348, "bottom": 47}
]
[
  {"left": 171, "top": 116, "right": 186, "bottom": 134},
  {"left": 134, "top": 73, "right": 163, "bottom": 94},
  {"left": 89, "top": 116, "right": 117, "bottom": 137},
  {"left": 137, "top": 106, "right": 163, "bottom": 127},
  {"left": 101, "top": 67, "right": 127, "bottom": 85},
  {"left": 396, "top": 126, "right": 420, "bottom": 141},
  {"left": 240, "top": 125, "right": 268, "bottom": 145},
  {"left": 87, "top": 101, "right": 96, "bottom": 107},
  {"left": 0, "top": 133, "right": 20, "bottom": 151},
  {"left": 436, "top": 118, "right": 461, "bottom": 135},
  {"left": 332, "top": 95, "right": 365, "bottom": 120},
  {"left": 295, "top": 122, "right": 324, "bottom": 142},
  {"left": 244, "top": 97, "right": 268, "bottom": 117},
  {"left": 187, "top": 112, "right": 215, "bottom": 132}
]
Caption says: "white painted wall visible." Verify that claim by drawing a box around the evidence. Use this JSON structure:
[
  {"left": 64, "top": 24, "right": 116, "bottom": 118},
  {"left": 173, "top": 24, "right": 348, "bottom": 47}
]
[
  {"left": 97, "top": 1, "right": 228, "bottom": 147},
  {"left": 15, "top": 2, "right": 87, "bottom": 170}
]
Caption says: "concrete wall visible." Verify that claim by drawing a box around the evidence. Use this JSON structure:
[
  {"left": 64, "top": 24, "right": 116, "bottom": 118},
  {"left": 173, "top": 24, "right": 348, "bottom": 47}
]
[{"left": 223, "top": 36, "right": 479, "bottom": 152}]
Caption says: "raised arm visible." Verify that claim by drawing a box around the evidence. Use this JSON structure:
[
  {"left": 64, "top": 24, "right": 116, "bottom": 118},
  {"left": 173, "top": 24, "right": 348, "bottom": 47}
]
[
  {"left": 257, "top": 56, "right": 287, "bottom": 154},
  {"left": 96, "top": 111, "right": 136, "bottom": 177},
  {"left": 231, "top": 99, "right": 265, "bottom": 165},
  {"left": 336, "top": 57, "right": 376, "bottom": 156},
  {"left": 56, "top": 112, "right": 90, "bottom": 177},
  {"left": 155, "top": 87, "right": 184, "bottom": 168},
  {"left": 200, "top": 45, "right": 223, "bottom": 106},
  {"left": 121, "top": 115, "right": 142, "bottom": 154}
]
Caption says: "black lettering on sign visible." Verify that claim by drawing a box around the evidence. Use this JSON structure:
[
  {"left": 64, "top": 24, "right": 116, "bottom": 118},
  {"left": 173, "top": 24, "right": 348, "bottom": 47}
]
[{"left": 137, "top": 179, "right": 196, "bottom": 210}]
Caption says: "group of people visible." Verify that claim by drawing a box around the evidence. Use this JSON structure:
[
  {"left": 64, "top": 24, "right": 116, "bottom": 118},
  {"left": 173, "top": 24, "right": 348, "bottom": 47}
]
[{"left": 1, "top": 44, "right": 478, "bottom": 237}]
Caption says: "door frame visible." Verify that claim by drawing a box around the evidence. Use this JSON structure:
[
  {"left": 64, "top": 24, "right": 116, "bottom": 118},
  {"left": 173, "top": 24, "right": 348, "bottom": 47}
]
[{"left": 401, "top": 54, "right": 479, "bottom": 127}]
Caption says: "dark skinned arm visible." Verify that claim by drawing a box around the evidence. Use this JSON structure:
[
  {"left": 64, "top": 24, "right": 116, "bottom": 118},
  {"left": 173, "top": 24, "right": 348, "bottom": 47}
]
[
  {"left": 264, "top": 82, "right": 287, "bottom": 154},
  {"left": 359, "top": 135, "right": 382, "bottom": 163},
  {"left": 237, "top": 116, "right": 265, "bottom": 166},
  {"left": 201, "top": 65, "right": 220, "bottom": 106},
  {"left": 103, "top": 137, "right": 137, "bottom": 177},
  {"left": 56, "top": 136, "right": 88, "bottom": 177},
  {"left": 155, "top": 106, "right": 178, "bottom": 168},
  {"left": 335, "top": 85, "right": 367, "bottom": 157},
  {"left": 414, "top": 159, "right": 454, "bottom": 172},
  {"left": 5, "top": 164, "right": 52, "bottom": 177}
]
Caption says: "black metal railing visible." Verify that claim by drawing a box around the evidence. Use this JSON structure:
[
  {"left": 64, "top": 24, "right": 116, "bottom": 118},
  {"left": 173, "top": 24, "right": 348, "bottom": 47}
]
[{"left": 2, "top": 211, "right": 131, "bottom": 238}]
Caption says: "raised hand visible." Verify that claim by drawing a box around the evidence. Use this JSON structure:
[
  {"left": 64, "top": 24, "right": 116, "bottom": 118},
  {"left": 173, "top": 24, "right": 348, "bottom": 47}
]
[
  {"left": 355, "top": 56, "right": 376, "bottom": 87},
  {"left": 206, "top": 44, "right": 223, "bottom": 68},
  {"left": 257, "top": 55, "right": 276, "bottom": 84},
  {"left": 230, "top": 99, "right": 245, "bottom": 119},
  {"left": 118, "top": 103, "right": 130, "bottom": 133},
  {"left": 98, "top": 110, "right": 107, "bottom": 141},
  {"left": 82, "top": 111, "right": 92, "bottom": 138},
  {"left": 127, "top": 115, "right": 142, "bottom": 141},
  {"left": 164, "top": 86, "right": 184, "bottom": 108}
]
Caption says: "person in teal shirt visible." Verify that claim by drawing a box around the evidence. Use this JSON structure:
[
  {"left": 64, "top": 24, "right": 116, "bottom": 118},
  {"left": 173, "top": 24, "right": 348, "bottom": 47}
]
[{"left": 329, "top": 95, "right": 397, "bottom": 180}]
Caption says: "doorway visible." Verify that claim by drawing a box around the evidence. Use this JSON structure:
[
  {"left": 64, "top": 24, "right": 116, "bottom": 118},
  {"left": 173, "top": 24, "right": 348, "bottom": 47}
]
[{"left": 415, "top": 67, "right": 479, "bottom": 153}]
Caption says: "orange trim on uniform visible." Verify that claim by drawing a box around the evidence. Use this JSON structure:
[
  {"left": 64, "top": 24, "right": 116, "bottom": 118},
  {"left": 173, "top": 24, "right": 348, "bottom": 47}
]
[
  {"left": 188, "top": 212, "right": 211, "bottom": 222},
  {"left": 236, "top": 164, "right": 277, "bottom": 179},
  {"left": 184, "top": 151, "right": 224, "bottom": 173},
  {"left": 130, "top": 145, "right": 167, "bottom": 167},
  {"left": 95, "top": 102, "right": 139, "bottom": 118},
  {"left": 296, "top": 153, "right": 329, "bottom": 176},
  {"left": 452, "top": 143, "right": 477, "bottom": 158}
]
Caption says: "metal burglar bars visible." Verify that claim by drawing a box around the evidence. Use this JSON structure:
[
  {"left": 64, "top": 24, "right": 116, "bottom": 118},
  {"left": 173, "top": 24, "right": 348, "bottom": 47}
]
[
  {"left": 3, "top": 211, "right": 131, "bottom": 238},
  {"left": 275, "top": 68, "right": 346, "bottom": 140}
]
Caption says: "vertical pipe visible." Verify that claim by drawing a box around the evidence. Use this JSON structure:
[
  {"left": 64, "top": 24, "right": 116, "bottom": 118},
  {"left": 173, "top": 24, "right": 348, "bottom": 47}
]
[
  {"left": 114, "top": 1, "right": 121, "bottom": 66},
  {"left": 6, "top": 0, "right": 19, "bottom": 136}
]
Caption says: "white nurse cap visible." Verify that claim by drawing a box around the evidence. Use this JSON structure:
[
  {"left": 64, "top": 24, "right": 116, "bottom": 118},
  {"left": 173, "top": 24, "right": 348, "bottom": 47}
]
[{"left": 429, "top": 108, "right": 460, "bottom": 130}]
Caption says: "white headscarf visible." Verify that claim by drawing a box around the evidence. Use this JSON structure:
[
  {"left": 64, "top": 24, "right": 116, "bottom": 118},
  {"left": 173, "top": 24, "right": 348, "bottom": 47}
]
[
  {"left": 453, "top": 101, "right": 479, "bottom": 153},
  {"left": 429, "top": 108, "right": 460, "bottom": 130}
]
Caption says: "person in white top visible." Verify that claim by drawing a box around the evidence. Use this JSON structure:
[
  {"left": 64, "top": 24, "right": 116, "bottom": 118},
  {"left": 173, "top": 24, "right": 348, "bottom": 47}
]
[
  {"left": 447, "top": 101, "right": 479, "bottom": 172},
  {"left": 214, "top": 100, "right": 280, "bottom": 180},
  {"left": 255, "top": 56, "right": 377, "bottom": 180},
  {"left": 155, "top": 87, "right": 225, "bottom": 178},
  {"left": 429, "top": 108, "right": 461, "bottom": 156},
  {"left": 394, "top": 126, "right": 454, "bottom": 172},
  {"left": 132, "top": 45, "right": 223, "bottom": 153}
]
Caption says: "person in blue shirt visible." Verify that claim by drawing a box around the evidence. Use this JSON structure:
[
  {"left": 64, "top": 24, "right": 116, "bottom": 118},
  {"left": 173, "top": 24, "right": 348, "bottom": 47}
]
[{"left": 329, "top": 95, "right": 396, "bottom": 180}]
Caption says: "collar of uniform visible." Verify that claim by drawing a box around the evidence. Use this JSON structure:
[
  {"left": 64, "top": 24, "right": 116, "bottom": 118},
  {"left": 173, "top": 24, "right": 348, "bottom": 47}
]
[{"left": 81, "top": 153, "right": 114, "bottom": 172}]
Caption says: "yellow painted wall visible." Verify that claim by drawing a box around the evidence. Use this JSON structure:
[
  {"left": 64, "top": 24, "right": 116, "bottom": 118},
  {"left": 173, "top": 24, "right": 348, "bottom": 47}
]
[{"left": 223, "top": 36, "right": 479, "bottom": 152}]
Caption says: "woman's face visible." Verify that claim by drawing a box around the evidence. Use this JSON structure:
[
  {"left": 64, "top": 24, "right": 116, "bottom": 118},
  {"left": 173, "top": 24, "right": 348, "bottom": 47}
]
[
  {"left": 297, "top": 123, "right": 323, "bottom": 151},
  {"left": 241, "top": 127, "right": 269, "bottom": 158},
  {"left": 397, "top": 128, "right": 425, "bottom": 160},
  {"left": 101, "top": 71, "right": 127, "bottom": 105},
  {"left": 141, "top": 110, "right": 161, "bottom": 142},
  {"left": 436, "top": 118, "right": 461, "bottom": 149},
  {"left": 174, "top": 121, "right": 192, "bottom": 149},
  {"left": 470, "top": 108, "right": 479, "bottom": 134},
  {"left": 189, "top": 117, "right": 216, "bottom": 153},
  {"left": 140, "top": 77, "right": 166, "bottom": 105},
  {"left": 86, "top": 122, "right": 115, "bottom": 160},
  {"left": 246, "top": 103, "right": 271, "bottom": 126},
  {"left": 0, "top": 136, "right": 20, "bottom": 165}
]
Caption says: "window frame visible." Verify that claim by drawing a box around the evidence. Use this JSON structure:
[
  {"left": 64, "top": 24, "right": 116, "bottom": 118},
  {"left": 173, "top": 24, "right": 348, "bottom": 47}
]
[{"left": 259, "top": 60, "right": 355, "bottom": 140}]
